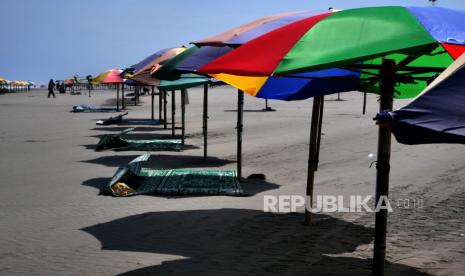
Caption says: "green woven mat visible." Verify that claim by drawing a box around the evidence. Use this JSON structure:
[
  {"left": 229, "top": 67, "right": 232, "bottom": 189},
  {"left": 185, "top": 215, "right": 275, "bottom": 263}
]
[
  {"left": 122, "top": 139, "right": 182, "bottom": 151},
  {"left": 96, "top": 128, "right": 182, "bottom": 151},
  {"left": 107, "top": 154, "right": 242, "bottom": 196}
]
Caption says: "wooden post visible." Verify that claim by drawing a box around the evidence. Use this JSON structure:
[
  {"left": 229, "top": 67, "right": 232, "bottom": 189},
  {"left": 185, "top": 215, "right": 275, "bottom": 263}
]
[
  {"left": 171, "top": 90, "right": 175, "bottom": 137},
  {"left": 121, "top": 83, "right": 125, "bottom": 110},
  {"left": 116, "top": 83, "right": 120, "bottom": 112},
  {"left": 181, "top": 89, "right": 186, "bottom": 145},
  {"left": 203, "top": 84, "right": 208, "bottom": 160},
  {"left": 163, "top": 90, "right": 168, "bottom": 129},
  {"left": 158, "top": 88, "right": 163, "bottom": 122},
  {"left": 237, "top": 90, "right": 244, "bottom": 179},
  {"left": 363, "top": 92, "right": 367, "bottom": 115},
  {"left": 372, "top": 59, "right": 395, "bottom": 276},
  {"left": 316, "top": 96, "right": 325, "bottom": 170},
  {"left": 151, "top": 86, "right": 155, "bottom": 120},
  {"left": 304, "top": 95, "right": 324, "bottom": 225},
  {"left": 134, "top": 86, "right": 138, "bottom": 106}
]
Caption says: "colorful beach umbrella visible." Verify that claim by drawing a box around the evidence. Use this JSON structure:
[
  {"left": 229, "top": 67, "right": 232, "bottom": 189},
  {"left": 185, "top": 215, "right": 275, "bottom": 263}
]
[
  {"left": 387, "top": 53, "right": 465, "bottom": 145},
  {"left": 200, "top": 6, "right": 465, "bottom": 275},
  {"left": 93, "top": 69, "right": 124, "bottom": 111},
  {"left": 153, "top": 10, "right": 357, "bottom": 166},
  {"left": 93, "top": 69, "right": 123, "bottom": 84},
  {"left": 194, "top": 9, "right": 362, "bottom": 101},
  {"left": 201, "top": 6, "right": 465, "bottom": 99},
  {"left": 130, "top": 47, "right": 187, "bottom": 85},
  {"left": 194, "top": 10, "right": 325, "bottom": 47}
]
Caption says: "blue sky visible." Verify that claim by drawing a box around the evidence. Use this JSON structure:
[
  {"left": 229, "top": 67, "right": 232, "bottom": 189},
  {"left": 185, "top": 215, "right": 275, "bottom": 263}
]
[{"left": 1, "top": 0, "right": 464, "bottom": 84}]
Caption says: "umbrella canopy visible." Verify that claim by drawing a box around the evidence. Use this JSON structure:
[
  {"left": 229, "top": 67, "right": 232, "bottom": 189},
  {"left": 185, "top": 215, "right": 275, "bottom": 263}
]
[
  {"left": 388, "top": 53, "right": 465, "bottom": 144},
  {"left": 201, "top": 6, "right": 465, "bottom": 99},
  {"left": 124, "top": 79, "right": 138, "bottom": 86},
  {"left": 131, "top": 47, "right": 186, "bottom": 75},
  {"left": 151, "top": 46, "right": 231, "bottom": 80},
  {"left": 130, "top": 47, "right": 187, "bottom": 85},
  {"left": 158, "top": 74, "right": 210, "bottom": 91},
  {"left": 156, "top": 10, "right": 358, "bottom": 100},
  {"left": 64, "top": 79, "right": 74, "bottom": 85},
  {"left": 0, "top": 77, "right": 7, "bottom": 84},
  {"left": 93, "top": 69, "right": 123, "bottom": 84},
  {"left": 194, "top": 10, "right": 325, "bottom": 47}
]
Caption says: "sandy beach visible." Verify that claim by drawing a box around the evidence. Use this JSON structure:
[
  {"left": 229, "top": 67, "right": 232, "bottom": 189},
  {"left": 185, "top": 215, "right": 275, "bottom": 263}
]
[{"left": 0, "top": 87, "right": 464, "bottom": 275}]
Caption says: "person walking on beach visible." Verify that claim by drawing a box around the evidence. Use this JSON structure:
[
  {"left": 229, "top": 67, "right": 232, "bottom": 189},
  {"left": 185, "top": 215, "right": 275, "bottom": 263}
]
[{"left": 48, "top": 79, "right": 56, "bottom": 98}]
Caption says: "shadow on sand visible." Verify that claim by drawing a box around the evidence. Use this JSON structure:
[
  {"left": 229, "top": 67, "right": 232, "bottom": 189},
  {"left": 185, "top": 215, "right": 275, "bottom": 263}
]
[
  {"left": 224, "top": 109, "right": 278, "bottom": 113},
  {"left": 82, "top": 209, "right": 429, "bottom": 275},
  {"left": 91, "top": 126, "right": 165, "bottom": 132},
  {"left": 81, "top": 154, "right": 235, "bottom": 169}
]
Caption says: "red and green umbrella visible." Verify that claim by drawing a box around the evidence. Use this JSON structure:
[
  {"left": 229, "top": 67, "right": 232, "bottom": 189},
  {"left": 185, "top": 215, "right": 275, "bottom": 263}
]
[
  {"left": 201, "top": 6, "right": 465, "bottom": 99},
  {"left": 200, "top": 6, "right": 465, "bottom": 275}
]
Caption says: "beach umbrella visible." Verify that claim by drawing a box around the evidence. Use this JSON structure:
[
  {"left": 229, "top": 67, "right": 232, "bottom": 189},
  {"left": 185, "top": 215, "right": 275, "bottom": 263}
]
[
  {"left": 130, "top": 47, "right": 186, "bottom": 85},
  {"left": 129, "top": 47, "right": 187, "bottom": 117},
  {"left": 155, "top": 45, "right": 358, "bottom": 165},
  {"left": 151, "top": 46, "right": 228, "bottom": 159},
  {"left": 387, "top": 53, "right": 465, "bottom": 145},
  {"left": 154, "top": 9, "right": 357, "bottom": 173},
  {"left": 194, "top": 10, "right": 326, "bottom": 47},
  {"left": 200, "top": 6, "right": 465, "bottom": 275},
  {"left": 93, "top": 69, "right": 124, "bottom": 111},
  {"left": 93, "top": 69, "right": 123, "bottom": 84},
  {"left": 158, "top": 74, "right": 211, "bottom": 145}
]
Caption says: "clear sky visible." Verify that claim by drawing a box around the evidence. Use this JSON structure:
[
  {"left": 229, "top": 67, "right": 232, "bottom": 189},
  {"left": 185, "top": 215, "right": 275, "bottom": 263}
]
[{"left": 1, "top": 0, "right": 464, "bottom": 84}]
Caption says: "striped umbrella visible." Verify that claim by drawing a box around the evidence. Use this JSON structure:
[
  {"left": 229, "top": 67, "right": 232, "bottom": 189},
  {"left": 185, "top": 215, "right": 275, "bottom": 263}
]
[{"left": 200, "top": 6, "right": 465, "bottom": 275}]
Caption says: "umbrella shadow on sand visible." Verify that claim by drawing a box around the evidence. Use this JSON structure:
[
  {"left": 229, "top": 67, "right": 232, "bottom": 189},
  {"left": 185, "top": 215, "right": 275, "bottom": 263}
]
[
  {"left": 91, "top": 126, "right": 165, "bottom": 132},
  {"left": 81, "top": 154, "right": 235, "bottom": 168},
  {"left": 82, "top": 209, "right": 429, "bottom": 275}
]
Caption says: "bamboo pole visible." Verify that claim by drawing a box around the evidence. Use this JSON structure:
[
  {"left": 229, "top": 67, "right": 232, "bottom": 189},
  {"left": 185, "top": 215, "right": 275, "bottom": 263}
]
[
  {"left": 151, "top": 86, "right": 155, "bottom": 120},
  {"left": 203, "top": 83, "right": 209, "bottom": 160},
  {"left": 134, "top": 86, "right": 138, "bottom": 106},
  {"left": 181, "top": 89, "right": 186, "bottom": 145},
  {"left": 163, "top": 90, "right": 168, "bottom": 129},
  {"left": 304, "top": 95, "right": 324, "bottom": 225},
  {"left": 316, "top": 96, "right": 325, "bottom": 170},
  {"left": 363, "top": 92, "right": 367, "bottom": 115},
  {"left": 237, "top": 90, "right": 244, "bottom": 179},
  {"left": 116, "top": 83, "right": 120, "bottom": 112},
  {"left": 158, "top": 88, "right": 163, "bottom": 122},
  {"left": 372, "top": 59, "right": 395, "bottom": 276},
  {"left": 121, "top": 83, "right": 125, "bottom": 110},
  {"left": 171, "top": 90, "right": 176, "bottom": 137}
]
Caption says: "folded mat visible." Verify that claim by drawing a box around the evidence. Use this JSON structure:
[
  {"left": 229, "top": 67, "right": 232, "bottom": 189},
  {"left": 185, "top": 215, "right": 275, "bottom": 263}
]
[
  {"left": 96, "top": 128, "right": 182, "bottom": 151},
  {"left": 72, "top": 104, "right": 118, "bottom": 113},
  {"left": 107, "top": 153, "right": 242, "bottom": 196}
]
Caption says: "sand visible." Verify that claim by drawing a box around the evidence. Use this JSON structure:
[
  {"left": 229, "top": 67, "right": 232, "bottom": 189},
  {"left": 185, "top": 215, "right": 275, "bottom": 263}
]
[{"left": 0, "top": 87, "right": 464, "bottom": 275}]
